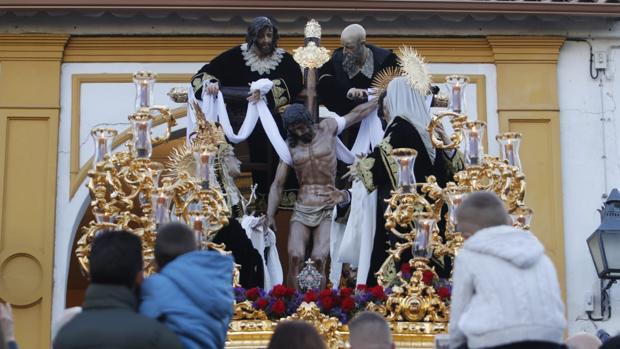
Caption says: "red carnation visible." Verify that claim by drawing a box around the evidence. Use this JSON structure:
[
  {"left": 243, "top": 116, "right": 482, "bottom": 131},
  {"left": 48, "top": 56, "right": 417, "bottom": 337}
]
[
  {"left": 422, "top": 270, "right": 435, "bottom": 285},
  {"left": 356, "top": 284, "right": 368, "bottom": 291},
  {"left": 437, "top": 287, "right": 451, "bottom": 300},
  {"left": 321, "top": 296, "right": 336, "bottom": 311},
  {"left": 285, "top": 287, "right": 296, "bottom": 298},
  {"left": 245, "top": 287, "right": 260, "bottom": 301},
  {"left": 272, "top": 284, "right": 287, "bottom": 297},
  {"left": 370, "top": 286, "right": 387, "bottom": 300},
  {"left": 341, "top": 296, "right": 356, "bottom": 312},
  {"left": 339, "top": 287, "right": 353, "bottom": 298},
  {"left": 319, "top": 289, "right": 333, "bottom": 299},
  {"left": 304, "top": 290, "right": 317, "bottom": 303},
  {"left": 400, "top": 263, "right": 412, "bottom": 274},
  {"left": 256, "top": 298, "right": 268, "bottom": 310},
  {"left": 271, "top": 299, "right": 286, "bottom": 315}
]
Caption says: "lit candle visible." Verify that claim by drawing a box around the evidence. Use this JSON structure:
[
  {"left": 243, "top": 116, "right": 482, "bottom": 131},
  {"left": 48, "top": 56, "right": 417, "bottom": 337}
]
[
  {"left": 399, "top": 158, "right": 411, "bottom": 187},
  {"left": 96, "top": 133, "right": 107, "bottom": 162},
  {"left": 505, "top": 142, "right": 516, "bottom": 167},
  {"left": 199, "top": 150, "right": 211, "bottom": 184},
  {"left": 136, "top": 122, "right": 148, "bottom": 157},
  {"left": 154, "top": 192, "right": 169, "bottom": 225},
  {"left": 451, "top": 82, "right": 462, "bottom": 113},
  {"left": 468, "top": 127, "right": 480, "bottom": 165},
  {"left": 140, "top": 80, "right": 149, "bottom": 108}
]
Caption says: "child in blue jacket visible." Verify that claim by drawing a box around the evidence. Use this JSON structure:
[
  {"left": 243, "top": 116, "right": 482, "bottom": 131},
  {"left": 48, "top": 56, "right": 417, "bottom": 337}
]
[{"left": 140, "top": 222, "right": 234, "bottom": 349}]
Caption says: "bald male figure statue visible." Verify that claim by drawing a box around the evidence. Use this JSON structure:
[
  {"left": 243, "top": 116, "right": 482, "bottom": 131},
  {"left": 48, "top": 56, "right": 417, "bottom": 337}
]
[
  {"left": 267, "top": 101, "right": 377, "bottom": 289},
  {"left": 318, "top": 24, "right": 399, "bottom": 117}
]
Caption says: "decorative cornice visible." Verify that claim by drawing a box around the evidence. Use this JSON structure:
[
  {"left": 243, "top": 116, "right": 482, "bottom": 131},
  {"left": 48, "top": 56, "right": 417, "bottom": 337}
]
[
  {"left": 0, "top": 34, "right": 69, "bottom": 61},
  {"left": 2, "top": 1, "right": 620, "bottom": 16},
  {"left": 487, "top": 36, "right": 565, "bottom": 64},
  {"left": 64, "top": 36, "right": 494, "bottom": 63}
]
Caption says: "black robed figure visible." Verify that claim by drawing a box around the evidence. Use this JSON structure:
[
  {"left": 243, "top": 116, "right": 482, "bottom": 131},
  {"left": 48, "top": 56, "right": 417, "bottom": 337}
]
[
  {"left": 191, "top": 17, "right": 303, "bottom": 208},
  {"left": 354, "top": 77, "right": 458, "bottom": 286}
]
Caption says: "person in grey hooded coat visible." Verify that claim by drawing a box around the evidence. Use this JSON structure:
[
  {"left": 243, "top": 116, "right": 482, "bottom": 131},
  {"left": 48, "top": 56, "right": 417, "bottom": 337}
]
[{"left": 448, "top": 192, "right": 566, "bottom": 349}]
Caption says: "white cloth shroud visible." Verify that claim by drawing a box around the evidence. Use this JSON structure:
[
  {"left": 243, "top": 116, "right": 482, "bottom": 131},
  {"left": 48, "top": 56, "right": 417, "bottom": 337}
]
[
  {"left": 197, "top": 79, "right": 382, "bottom": 166},
  {"left": 329, "top": 181, "right": 377, "bottom": 287},
  {"left": 240, "top": 215, "right": 283, "bottom": 290}
]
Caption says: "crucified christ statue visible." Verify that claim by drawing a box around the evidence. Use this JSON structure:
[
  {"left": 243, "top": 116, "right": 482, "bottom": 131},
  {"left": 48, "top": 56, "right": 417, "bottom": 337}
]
[{"left": 267, "top": 100, "right": 377, "bottom": 289}]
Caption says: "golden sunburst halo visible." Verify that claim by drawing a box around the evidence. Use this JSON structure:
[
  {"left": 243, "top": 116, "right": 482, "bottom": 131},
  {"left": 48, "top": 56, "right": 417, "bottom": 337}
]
[
  {"left": 397, "top": 46, "right": 431, "bottom": 95},
  {"left": 371, "top": 66, "right": 404, "bottom": 95}
]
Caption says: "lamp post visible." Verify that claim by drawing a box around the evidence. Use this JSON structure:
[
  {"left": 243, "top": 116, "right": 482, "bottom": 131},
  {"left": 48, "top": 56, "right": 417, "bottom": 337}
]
[{"left": 587, "top": 188, "right": 620, "bottom": 319}]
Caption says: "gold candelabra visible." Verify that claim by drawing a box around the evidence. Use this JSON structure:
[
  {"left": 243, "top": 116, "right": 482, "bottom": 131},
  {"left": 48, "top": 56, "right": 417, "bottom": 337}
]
[
  {"left": 76, "top": 71, "right": 230, "bottom": 275},
  {"left": 374, "top": 74, "right": 533, "bottom": 327}
]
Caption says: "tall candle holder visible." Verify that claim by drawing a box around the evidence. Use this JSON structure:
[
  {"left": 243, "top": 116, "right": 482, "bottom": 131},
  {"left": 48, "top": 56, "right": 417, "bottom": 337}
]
[
  {"left": 496, "top": 132, "right": 523, "bottom": 170},
  {"left": 446, "top": 75, "right": 469, "bottom": 114},
  {"left": 392, "top": 148, "right": 418, "bottom": 193},
  {"left": 413, "top": 216, "right": 436, "bottom": 259},
  {"left": 91, "top": 128, "right": 117, "bottom": 168},
  {"left": 133, "top": 71, "right": 157, "bottom": 111},
  {"left": 462, "top": 121, "right": 486, "bottom": 167},
  {"left": 129, "top": 112, "right": 153, "bottom": 159}
]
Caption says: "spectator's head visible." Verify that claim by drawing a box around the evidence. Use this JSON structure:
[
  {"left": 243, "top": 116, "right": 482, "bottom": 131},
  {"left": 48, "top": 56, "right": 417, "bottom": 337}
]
[
  {"left": 566, "top": 332, "right": 602, "bottom": 349},
  {"left": 155, "top": 222, "right": 197, "bottom": 270},
  {"left": 89, "top": 230, "right": 143, "bottom": 289},
  {"left": 456, "top": 191, "right": 511, "bottom": 239},
  {"left": 348, "top": 311, "right": 394, "bottom": 349},
  {"left": 267, "top": 320, "right": 326, "bottom": 349},
  {"left": 283, "top": 104, "right": 314, "bottom": 147}
]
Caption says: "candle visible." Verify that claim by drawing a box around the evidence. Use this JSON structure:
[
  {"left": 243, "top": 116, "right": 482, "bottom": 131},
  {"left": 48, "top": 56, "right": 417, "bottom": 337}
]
[
  {"left": 468, "top": 127, "right": 480, "bottom": 165},
  {"left": 139, "top": 80, "right": 149, "bottom": 108},
  {"left": 451, "top": 83, "right": 462, "bottom": 113},
  {"left": 505, "top": 142, "right": 516, "bottom": 166},
  {"left": 154, "top": 192, "right": 169, "bottom": 224},
  {"left": 199, "top": 151, "right": 211, "bottom": 185},
  {"left": 136, "top": 122, "right": 148, "bottom": 157},
  {"left": 96, "top": 133, "right": 107, "bottom": 162}
]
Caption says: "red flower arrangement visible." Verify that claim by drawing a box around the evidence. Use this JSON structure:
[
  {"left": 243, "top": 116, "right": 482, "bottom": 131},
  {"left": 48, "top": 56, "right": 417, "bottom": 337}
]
[
  {"left": 399, "top": 263, "right": 452, "bottom": 303},
  {"left": 234, "top": 284, "right": 395, "bottom": 323},
  {"left": 304, "top": 285, "right": 392, "bottom": 323}
]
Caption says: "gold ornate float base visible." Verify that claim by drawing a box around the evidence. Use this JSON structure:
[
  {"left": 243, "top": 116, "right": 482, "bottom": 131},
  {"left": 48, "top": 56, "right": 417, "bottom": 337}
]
[{"left": 226, "top": 320, "right": 443, "bottom": 349}]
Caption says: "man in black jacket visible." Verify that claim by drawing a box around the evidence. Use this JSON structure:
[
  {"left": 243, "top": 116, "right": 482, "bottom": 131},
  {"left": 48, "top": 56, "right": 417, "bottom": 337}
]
[{"left": 53, "top": 231, "right": 183, "bottom": 349}]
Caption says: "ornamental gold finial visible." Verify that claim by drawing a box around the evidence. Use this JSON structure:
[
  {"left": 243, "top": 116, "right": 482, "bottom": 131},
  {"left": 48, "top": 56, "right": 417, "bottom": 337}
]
[{"left": 304, "top": 19, "right": 322, "bottom": 39}]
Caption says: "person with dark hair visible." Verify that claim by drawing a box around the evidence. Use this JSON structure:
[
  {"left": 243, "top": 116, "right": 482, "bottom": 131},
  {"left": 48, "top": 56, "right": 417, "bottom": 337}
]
[
  {"left": 448, "top": 192, "right": 566, "bottom": 349},
  {"left": 191, "top": 16, "right": 303, "bottom": 207},
  {"left": 266, "top": 321, "right": 326, "bottom": 349},
  {"left": 139, "top": 222, "right": 234, "bottom": 349},
  {"left": 53, "top": 231, "right": 183, "bottom": 349},
  {"left": 267, "top": 100, "right": 376, "bottom": 288}
]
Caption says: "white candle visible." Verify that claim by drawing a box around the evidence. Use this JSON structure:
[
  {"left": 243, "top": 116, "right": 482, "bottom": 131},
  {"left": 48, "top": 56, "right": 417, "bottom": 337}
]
[
  {"left": 140, "top": 80, "right": 149, "bottom": 108},
  {"left": 505, "top": 142, "right": 516, "bottom": 166},
  {"left": 154, "top": 192, "right": 168, "bottom": 224},
  {"left": 136, "top": 122, "right": 148, "bottom": 156},
  {"left": 96, "top": 133, "right": 107, "bottom": 162},
  {"left": 199, "top": 151, "right": 211, "bottom": 183},
  {"left": 451, "top": 83, "right": 462, "bottom": 113},
  {"left": 468, "top": 128, "right": 479, "bottom": 164}
]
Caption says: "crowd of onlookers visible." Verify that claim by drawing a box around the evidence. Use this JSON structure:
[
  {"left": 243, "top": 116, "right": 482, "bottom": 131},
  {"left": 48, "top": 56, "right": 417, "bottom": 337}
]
[{"left": 1, "top": 192, "right": 617, "bottom": 348}]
